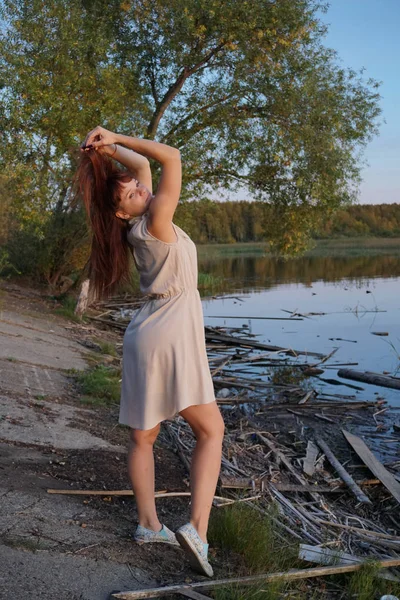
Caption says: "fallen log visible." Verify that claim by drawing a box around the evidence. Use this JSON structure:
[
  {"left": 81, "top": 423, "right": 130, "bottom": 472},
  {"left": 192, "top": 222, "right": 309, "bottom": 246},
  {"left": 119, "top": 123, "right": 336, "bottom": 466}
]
[
  {"left": 338, "top": 369, "right": 400, "bottom": 390},
  {"left": 109, "top": 558, "right": 400, "bottom": 599},
  {"left": 205, "top": 314, "right": 304, "bottom": 321},
  {"left": 204, "top": 328, "right": 325, "bottom": 358},
  {"left": 315, "top": 437, "right": 372, "bottom": 505}
]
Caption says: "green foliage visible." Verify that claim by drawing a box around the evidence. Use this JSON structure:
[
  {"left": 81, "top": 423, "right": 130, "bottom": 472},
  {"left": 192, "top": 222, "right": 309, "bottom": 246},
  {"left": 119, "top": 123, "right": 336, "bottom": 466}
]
[
  {"left": 209, "top": 501, "right": 299, "bottom": 574},
  {"left": 4, "top": 207, "right": 90, "bottom": 290},
  {"left": 0, "top": 248, "right": 21, "bottom": 278},
  {"left": 209, "top": 502, "right": 301, "bottom": 599},
  {"left": 209, "top": 503, "right": 400, "bottom": 599},
  {"left": 52, "top": 293, "right": 87, "bottom": 322},
  {"left": 92, "top": 338, "right": 118, "bottom": 357},
  {"left": 72, "top": 364, "right": 121, "bottom": 406},
  {"left": 316, "top": 202, "right": 400, "bottom": 238},
  {"left": 197, "top": 272, "right": 225, "bottom": 294},
  {"left": 178, "top": 201, "right": 400, "bottom": 250},
  {"left": 0, "top": 0, "right": 382, "bottom": 261}
]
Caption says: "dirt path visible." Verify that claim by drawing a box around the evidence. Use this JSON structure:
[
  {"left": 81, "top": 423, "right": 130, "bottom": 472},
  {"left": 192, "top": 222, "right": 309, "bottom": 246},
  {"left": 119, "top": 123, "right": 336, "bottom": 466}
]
[{"left": 0, "top": 282, "right": 201, "bottom": 600}]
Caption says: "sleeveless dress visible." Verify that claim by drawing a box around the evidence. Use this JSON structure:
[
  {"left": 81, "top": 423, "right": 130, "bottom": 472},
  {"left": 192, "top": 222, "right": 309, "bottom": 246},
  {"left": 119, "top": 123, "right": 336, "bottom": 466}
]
[{"left": 119, "top": 212, "right": 216, "bottom": 430}]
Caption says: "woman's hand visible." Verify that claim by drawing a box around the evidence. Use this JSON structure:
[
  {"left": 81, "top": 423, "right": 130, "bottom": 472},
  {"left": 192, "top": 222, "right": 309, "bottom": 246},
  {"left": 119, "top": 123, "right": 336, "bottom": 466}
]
[{"left": 81, "top": 126, "right": 117, "bottom": 151}]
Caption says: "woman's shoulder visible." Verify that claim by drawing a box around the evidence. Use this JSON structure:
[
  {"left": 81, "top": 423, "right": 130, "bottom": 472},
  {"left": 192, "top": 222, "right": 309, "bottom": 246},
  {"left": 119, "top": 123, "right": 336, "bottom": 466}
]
[
  {"left": 128, "top": 213, "right": 182, "bottom": 246},
  {"left": 127, "top": 215, "right": 146, "bottom": 245}
]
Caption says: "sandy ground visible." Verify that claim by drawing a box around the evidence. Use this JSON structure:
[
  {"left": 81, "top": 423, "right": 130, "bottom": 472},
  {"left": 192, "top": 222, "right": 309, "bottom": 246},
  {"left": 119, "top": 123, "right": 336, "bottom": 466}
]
[{"left": 0, "top": 281, "right": 213, "bottom": 600}]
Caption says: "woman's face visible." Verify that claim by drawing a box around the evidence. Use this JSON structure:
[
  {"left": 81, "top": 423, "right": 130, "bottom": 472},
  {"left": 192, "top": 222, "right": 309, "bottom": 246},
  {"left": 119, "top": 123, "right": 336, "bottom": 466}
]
[{"left": 116, "top": 178, "right": 153, "bottom": 220}]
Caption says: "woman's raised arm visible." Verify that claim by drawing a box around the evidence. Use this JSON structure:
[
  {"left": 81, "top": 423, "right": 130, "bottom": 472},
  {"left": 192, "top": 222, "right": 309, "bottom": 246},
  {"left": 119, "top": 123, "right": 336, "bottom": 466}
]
[{"left": 114, "top": 134, "right": 182, "bottom": 224}]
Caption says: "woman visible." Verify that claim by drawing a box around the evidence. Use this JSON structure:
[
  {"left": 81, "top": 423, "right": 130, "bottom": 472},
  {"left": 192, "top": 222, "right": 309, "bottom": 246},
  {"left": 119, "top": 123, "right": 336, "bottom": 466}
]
[{"left": 76, "top": 126, "right": 225, "bottom": 578}]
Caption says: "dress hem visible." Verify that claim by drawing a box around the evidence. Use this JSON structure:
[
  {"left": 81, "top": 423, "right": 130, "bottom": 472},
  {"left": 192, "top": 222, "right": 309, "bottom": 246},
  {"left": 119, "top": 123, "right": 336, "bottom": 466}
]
[{"left": 118, "top": 397, "right": 217, "bottom": 431}]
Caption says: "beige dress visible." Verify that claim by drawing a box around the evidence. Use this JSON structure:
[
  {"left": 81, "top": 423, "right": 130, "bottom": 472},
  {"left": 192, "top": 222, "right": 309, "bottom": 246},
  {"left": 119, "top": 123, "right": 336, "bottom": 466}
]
[{"left": 119, "top": 212, "right": 216, "bottom": 430}]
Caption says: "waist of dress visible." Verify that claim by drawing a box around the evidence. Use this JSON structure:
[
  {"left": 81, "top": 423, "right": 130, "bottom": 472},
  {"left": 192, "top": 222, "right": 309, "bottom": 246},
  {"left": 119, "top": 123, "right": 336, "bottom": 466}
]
[{"left": 143, "top": 287, "right": 198, "bottom": 300}]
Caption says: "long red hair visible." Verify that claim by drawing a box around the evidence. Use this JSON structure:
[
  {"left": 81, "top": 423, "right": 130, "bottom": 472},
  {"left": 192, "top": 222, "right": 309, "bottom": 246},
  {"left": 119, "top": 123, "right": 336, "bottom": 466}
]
[{"left": 71, "top": 149, "right": 134, "bottom": 301}]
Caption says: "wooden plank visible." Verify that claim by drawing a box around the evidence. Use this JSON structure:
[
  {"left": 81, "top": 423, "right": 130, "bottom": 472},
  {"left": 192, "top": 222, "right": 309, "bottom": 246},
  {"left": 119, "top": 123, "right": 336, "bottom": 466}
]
[
  {"left": 220, "top": 476, "right": 343, "bottom": 493},
  {"left": 109, "top": 558, "right": 400, "bottom": 598},
  {"left": 315, "top": 437, "right": 372, "bottom": 504},
  {"left": 299, "top": 544, "right": 400, "bottom": 582},
  {"left": 342, "top": 429, "right": 400, "bottom": 503},
  {"left": 46, "top": 490, "right": 230, "bottom": 503},
  {"left": 303, "top": 441, "right": 319, "bottom": 477}
]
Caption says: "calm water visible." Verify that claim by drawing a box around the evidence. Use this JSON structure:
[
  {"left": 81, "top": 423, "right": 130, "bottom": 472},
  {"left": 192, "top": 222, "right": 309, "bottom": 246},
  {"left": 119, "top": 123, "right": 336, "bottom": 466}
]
[{"left": 199, "top": 253, "right": 400, "bottom": 407}]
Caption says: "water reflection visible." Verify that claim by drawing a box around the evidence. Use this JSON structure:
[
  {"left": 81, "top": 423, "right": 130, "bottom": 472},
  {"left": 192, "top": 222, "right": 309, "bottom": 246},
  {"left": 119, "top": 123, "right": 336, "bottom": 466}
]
[
  {"left": 199, "top": 254, "right": 400, "bottom": 293},
  {"left": 200, "top": 253, "right": 400, "bottom": 408}
]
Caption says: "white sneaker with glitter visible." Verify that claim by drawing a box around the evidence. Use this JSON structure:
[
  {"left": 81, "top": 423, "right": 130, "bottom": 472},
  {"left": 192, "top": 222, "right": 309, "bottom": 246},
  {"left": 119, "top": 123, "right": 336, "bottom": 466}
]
[
  {"left": 133, "top": 523, "right": 180, "bottom": 546},
  {"left": 175, "top": 522, "right": 214, "bottom": 577}
]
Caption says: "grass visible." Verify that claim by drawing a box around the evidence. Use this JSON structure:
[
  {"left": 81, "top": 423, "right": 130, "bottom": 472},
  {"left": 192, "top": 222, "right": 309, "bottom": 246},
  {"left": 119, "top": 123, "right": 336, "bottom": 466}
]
[
  {"left": 209, "top": 502, "right": 297, "bottom": 574},
  {"left": 208, "top": 502, "right": 302, "bottom": 599},
  {"left": 52, "top": 293, "right": 89, "bottom": 323},
  {"left": 196, "top": 237, "right": 400, "bottom": 260},
  {"left": 68, "top": 364, "right": 121, "bottom": 406},
  {"left": 306, "top": 236, "right": 400, "bottom": 258},
  {"left": 198, "top": 272, "right": 226, "bottom": 295},
  {"left": 197, "top": 242, "right": 270, "bottom": 259},
  {"left": 92, "top": 337, "right": 118, "bottom": 357},
  {"left": 207, "top": 502, "right": 400, "bottom": 599}
]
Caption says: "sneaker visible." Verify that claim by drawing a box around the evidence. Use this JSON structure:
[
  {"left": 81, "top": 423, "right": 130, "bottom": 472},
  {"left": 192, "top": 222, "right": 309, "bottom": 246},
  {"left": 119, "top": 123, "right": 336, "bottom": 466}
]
[
  {"left": 175, "top": 522, "right": 214, "bottom": 577},
  {"left": 133, "top": 523, "right": 180, "bottom": 546}
]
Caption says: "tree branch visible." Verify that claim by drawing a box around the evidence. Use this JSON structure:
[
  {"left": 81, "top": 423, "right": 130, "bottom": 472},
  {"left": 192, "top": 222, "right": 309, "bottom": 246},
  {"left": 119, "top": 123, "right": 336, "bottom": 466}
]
[
  {"left": 147, "top": 42, "right": 228, "bottom": 138},
  {"left": 161, "top": 92, "right": 238, "bottom": 143}
]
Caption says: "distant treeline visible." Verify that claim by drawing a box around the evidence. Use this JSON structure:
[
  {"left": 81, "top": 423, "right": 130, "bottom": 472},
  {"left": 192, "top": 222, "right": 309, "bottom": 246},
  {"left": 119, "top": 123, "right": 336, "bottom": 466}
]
[
  {"left": 175, "top": 200, "right": 400, "bottom": 243},
  {"left": 314, "top": 203, "right": 400, "bottom": 239}
]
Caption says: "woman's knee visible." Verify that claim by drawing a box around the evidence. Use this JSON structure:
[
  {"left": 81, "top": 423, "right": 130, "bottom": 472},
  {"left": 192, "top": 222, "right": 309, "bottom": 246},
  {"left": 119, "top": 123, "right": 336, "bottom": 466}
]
[
  {"left": 181, "top": 403, "right": 225, "bottom": 441},
  {"left": 129, "top": 422, "right": 160, "bottom": 446}
]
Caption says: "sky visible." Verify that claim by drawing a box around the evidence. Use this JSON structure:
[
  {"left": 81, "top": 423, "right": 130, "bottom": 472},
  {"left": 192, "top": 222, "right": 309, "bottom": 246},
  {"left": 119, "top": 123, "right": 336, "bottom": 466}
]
[
  {"left": 319, "top": 0, "right": 400, "bottom": 205},
  {"left": 223, "top": 0, "right": 399, "bottom": 205}
]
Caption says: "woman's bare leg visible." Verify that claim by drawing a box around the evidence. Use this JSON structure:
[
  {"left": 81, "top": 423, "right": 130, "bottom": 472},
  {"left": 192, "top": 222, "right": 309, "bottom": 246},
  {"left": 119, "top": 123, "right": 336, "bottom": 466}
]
[
  {"left": 178, "top": 402, "right": 225, "bottom": 543},
  {"left": 127, "top": 423, "right": 162, "bottom": 531}
]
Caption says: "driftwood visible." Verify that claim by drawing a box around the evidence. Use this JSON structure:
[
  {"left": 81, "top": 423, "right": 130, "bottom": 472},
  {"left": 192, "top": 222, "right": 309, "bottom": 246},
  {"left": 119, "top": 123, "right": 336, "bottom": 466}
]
[
  {"left": 46, "top": 489, "right": 229, "bottom": 504},
  {"left": 262, "top": 401, "right": 378, "bottom": 411},
  {"left": 315, "top": 437, "right": 372, "bottom": 505},
  {"left": 204, "top": 327, "right": 325, "bottom": 358},
  {"left": 314, "top": 519, "right": 400, "bottom": 541},
  {"left": 298, "top": 390, "right": 315, "bottom": 405},
  {"left": 303, "top": 441, "right": 319, "bottom": 477},
  {"left": 298, "top": 544, "right": 400, "bottom": 582},
  {"left": 205, "top": 314, "right": 304, "bottom": 321},
  {"left": 342, "top": 429, "right": 400, "bottom": 503},
  {"left": 219, "top": 474, "right": 342, "bottom": 493},
  {"left": 338, "top": 368, "right": 400, "bottom": 390},
  {"left": 110, "top": 558, "right": 400, "bottom": 599},
  {"left": 247, "top": 427, "right": 323, "bottom": 504},
  {"left": 76, "top": 303, "right": 400, "bottom": 591}
]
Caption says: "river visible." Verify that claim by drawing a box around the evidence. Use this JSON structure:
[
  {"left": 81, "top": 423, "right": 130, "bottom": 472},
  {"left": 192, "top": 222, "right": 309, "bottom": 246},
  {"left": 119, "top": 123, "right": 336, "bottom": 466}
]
[{"left": 199, "top": 252, "right": 400, "bottom": 408}]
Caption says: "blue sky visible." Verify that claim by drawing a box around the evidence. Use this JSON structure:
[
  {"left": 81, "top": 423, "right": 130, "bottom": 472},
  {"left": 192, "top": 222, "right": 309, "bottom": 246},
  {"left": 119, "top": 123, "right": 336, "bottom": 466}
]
[
  {"left": 225, "top": 1, "right": 399, "bottom": 205},
  {"left": 318, "top": 0, "right": 399, "bottom": 204}
]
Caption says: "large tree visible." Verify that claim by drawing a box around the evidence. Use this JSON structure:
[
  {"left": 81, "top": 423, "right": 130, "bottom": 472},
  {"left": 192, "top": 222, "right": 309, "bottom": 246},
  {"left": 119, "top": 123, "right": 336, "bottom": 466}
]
[{"left": 0, "top": 0, "right": 382, "bottom": 259}]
